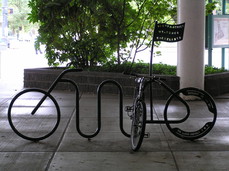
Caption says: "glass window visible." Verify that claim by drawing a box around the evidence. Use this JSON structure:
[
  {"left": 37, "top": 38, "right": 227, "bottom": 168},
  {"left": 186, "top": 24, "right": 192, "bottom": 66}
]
[
  {"left": 213, "top": 0, "right": 223, "bottom": 15},
  {"left": 226, "top": 0, "right": 229, "bottom": 14},
  {"left": 214, "top": 0, "right": 229, "bottom": 15}
]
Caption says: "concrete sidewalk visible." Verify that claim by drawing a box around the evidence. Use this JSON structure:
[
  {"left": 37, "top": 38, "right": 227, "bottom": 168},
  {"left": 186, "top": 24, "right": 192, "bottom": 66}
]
[{"left": 1, "top": 88, "right": 229, "bottom": 171}]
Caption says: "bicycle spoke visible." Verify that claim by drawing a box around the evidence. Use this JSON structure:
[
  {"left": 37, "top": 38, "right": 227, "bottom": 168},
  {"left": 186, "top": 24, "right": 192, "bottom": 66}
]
[{"left": 131, "top": 99, "right": 146, "bottom": 151}]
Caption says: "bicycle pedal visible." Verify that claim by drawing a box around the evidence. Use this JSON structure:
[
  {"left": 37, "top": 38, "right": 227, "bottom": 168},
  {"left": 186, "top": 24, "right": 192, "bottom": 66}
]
[
  {"left": 144, "top": 132, "right": 150, "bottom": 138},
  {"left": 125, "top": 106, "right": 133, "bottom": 112}
]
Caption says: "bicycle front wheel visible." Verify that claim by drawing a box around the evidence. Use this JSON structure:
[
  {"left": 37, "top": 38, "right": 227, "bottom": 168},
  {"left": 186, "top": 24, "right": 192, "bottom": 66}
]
[
  {"left": 8, "top": 89, "right": 61, "bottom": 141},
  {"left": 131, "top": 99, "right": 146, "bottom": 151},
  {"left": 164, "top": 87, "right": 217, "bottom": 140}
]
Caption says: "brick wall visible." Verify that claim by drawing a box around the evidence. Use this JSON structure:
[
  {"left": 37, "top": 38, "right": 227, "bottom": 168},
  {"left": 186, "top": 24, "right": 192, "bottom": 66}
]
[
  {"left": 205, "top": 72, "right": 229, "bottom": 96},
  {"left": 24, "top": 68, "right": 229, "bottom": 98},
  {"left": 24, "top": 68, "right": 180, "bottom": 99}
]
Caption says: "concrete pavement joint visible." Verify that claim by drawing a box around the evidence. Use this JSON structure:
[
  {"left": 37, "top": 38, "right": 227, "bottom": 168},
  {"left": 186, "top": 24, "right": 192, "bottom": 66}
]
[
  {"left": 45, "top": 102, "right": 78, "bottom": 170},
  {"left": 153, "top": 106, "right": 180, "bottom": 171}
]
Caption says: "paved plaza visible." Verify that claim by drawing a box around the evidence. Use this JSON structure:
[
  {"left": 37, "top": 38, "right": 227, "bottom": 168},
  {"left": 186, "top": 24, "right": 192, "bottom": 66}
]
[{"left": 1, "top": 85, "right": 229, "bottom": 171}]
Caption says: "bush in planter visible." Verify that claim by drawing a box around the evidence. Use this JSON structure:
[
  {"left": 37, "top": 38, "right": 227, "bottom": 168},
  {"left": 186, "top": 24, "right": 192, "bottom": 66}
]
[
  {"left": 86, "top": 63, "right": 227, "bottom": 75},
  {"left": 205, "top": 65, "right": 227, "bottom": 75},
  {"left": 87, "top": 62, "right": 176, "bottom": 75}
]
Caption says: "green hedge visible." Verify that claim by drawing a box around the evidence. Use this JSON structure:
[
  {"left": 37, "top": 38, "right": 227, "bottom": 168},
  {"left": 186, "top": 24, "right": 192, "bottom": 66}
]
[{"left": 86, "top": 63, "right": 227, "bottom": 75}]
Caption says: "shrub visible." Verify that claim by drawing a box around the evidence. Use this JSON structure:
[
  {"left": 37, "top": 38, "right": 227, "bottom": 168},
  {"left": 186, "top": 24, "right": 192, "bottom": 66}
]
[
  {"left": 86, "top": 63, "right": 227, "bottom": 75},
  {"left": 205, "top": 65, "right": 227, "bottom": 75},
  {"left": 87, "top": 62, "right": 176, "bottom": 75}
]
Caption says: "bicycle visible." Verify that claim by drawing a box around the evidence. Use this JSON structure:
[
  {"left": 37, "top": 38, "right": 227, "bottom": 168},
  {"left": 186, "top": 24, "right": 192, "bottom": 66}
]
[
  {"left": 125, "top": 21, "right": 217, "bottom": 151},
  {"left": 125, "top": 74, "right": 217, "bottom": 151},
  {"left": 8, "top": 68, "right": 83, "bottom": 141}
]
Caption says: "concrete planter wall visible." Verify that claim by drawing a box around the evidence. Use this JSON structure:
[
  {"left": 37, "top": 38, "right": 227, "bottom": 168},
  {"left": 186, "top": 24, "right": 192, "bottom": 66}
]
[
  {"left": 24, "top": 68, "right": 229, "bottom": 99},
  {"left": 205, "top": 72, "right": 229, "bottom": 96},
  {"left": 24, "top": 68, "right": 179, "bottom": 99}
]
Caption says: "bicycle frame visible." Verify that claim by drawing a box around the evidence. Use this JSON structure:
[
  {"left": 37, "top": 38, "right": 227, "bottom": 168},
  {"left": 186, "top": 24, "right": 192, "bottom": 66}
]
[{"left": 135, "top": 76, "right": 190, "bottom": 124}]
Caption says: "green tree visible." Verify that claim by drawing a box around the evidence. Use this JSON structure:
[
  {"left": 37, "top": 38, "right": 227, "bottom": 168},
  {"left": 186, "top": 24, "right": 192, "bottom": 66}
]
[
  {"left": 5, "top": 0, "right": 38, "bottom": 36},
  {"left": 27, "top": 0, "right": 178, "bottom": 67},
  {"left": 27, "top": 0, "right": 217, "bottom": 68}
]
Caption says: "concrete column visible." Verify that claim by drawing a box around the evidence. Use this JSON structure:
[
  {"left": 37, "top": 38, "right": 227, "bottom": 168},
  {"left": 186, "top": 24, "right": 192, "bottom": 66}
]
[{"left": 177, "top": 0, "right": 205, "bottom": 89}]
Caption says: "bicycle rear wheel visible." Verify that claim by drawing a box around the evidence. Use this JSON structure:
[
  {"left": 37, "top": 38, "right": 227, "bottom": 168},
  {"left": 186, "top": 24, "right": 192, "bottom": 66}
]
[
  {"left": 131, "top": 99, "right": 146, "bottom": 151},
  {"left": 8, "top": 89, "right": 60, "bottom": 141},
  {"left": 164, "top": 87, "right": 217, "bottom": 140}
]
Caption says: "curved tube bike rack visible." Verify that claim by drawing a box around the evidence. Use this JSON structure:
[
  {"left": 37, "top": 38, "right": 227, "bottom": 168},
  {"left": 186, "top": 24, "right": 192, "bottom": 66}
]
[
  {"left": 75, "top": 79, "right": 130, "bottom": 139},
  {"left": 8, "top": 68, "right": 217, "bottom": 152},
  {"left": 43, "top": 70, "right": 130, "bottom": 139},
  {"left": 8, "top": 69, "right": 131, "bottom": 141},
  {"left": 97, "top": 80, "right": 130, "bottom": 138},
  {"left": 37, "top": 69, "right": 130, "bottom": 139}
]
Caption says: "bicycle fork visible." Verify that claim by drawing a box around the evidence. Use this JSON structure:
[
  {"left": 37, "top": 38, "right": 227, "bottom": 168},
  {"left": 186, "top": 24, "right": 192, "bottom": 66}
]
[{"left": 125, "top": 104, "right": 150, "bottom": 138}]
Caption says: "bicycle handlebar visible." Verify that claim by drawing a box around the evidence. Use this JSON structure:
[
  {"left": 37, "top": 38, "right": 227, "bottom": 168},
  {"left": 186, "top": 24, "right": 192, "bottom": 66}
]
[{"left": 123, "top": 72, "right": 166, "bottom": 81}]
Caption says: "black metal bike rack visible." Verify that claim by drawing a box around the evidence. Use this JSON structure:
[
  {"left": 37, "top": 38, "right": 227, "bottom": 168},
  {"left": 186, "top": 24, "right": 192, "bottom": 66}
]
[
  {"left": 57, "top": 70, "right": 183, "bottom": 139},
  {"left": 63, "top": 78, "right": 131, "bottom": 139},
  {"left": 32, "top": 69, "right": 130, "bottom": 139},
  {"left": 97, "top": 80, "right": 130, "bottom": 138}
]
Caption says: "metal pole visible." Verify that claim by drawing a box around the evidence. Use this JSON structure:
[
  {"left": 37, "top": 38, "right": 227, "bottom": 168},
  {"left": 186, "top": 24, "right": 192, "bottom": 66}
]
[
  {"left": 222, "top": 48, "right": 225, "bottom": 68},
  {"left": 208, "top": 14, "right": 213, "bottom": 67},
  {"left": 2, "top": 0, "right": 8, "bottom": 37},
  {"left": 149, "top": 27, "right": 156, "bottom": 121},
  {"left": 222, "top": 0, "right": 226, "bottom": 14},
  {"left": 208, "top": 0, "right": 213, "bottom": 67},
  {"left": 222, "top": 0, "right": 226, "bottom": 68}
]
